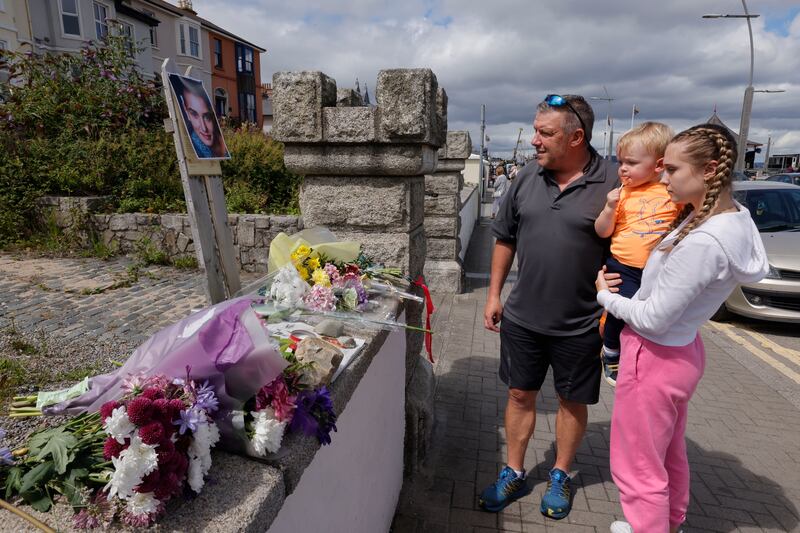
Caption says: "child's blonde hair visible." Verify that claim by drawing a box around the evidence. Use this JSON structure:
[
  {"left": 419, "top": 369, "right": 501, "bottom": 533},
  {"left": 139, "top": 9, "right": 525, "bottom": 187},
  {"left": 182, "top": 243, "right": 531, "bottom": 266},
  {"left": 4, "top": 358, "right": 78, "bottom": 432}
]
[{"left": 617, "top": 121, "right": 674, "bottom": 159}]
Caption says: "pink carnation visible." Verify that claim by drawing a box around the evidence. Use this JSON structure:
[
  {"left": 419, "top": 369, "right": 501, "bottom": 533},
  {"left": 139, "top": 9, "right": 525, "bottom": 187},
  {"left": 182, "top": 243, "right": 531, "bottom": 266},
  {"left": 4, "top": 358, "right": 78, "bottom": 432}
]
[
  {"left": 127, "top": 397, "right": 154, "bottom": 426},
  {"left": 141, "top": 387, "right": 164, "bottom": 401},
  {"left": 324, "top": 263, "right": 340, "bottom": 282},
  {"left": 303, "top": 284, "right": 336, "bottom": 311},
  {"left": 256, "top": 376, "right": 297, "bottom": 423}
]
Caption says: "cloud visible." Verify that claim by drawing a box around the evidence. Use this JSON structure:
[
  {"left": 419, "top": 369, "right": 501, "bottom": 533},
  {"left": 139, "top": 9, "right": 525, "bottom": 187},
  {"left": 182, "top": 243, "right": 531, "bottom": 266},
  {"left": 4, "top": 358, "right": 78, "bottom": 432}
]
[{"left": 194, "top": 0, "right": 800, "bottom": 159}]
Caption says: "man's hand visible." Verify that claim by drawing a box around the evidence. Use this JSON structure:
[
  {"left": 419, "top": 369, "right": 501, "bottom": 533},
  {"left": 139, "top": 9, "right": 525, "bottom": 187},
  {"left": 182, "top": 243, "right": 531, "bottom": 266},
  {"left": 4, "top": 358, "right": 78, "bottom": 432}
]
[
  {"left": 605, "top": 187, "right": 622, "bottom": 210},
  {"left": 596, "top": 266, "right": 622, "bottom": 293},
  {"left": 484, "top": 296, "right": 504, "bottom": 332}
]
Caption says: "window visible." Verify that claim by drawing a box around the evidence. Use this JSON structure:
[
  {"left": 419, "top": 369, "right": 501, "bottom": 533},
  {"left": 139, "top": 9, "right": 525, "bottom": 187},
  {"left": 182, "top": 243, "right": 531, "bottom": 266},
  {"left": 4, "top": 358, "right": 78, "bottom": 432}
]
[
  {"left": 118, "top": 21, "right": 134, "bottom": 56},
  {"left": 213, "top": 39, "right": 222, "bottom": 68},
  {"left": 94, "top": 2, "right": 109, "bottom": 41},
  {"left": 236, "top": 44, "right": 254, "bottom": 73},
  {"left": 214, "top": 88, "right": 227, "bottom": 119},
  {"left": 189, "top": 26, "right": 200, "bottom": 57},
  {"left": 246, "top": 93, "right": 256, "bottom": 123},
  {"left": 59, "top": 0, "right": 81, "bottom": 37},
  {"left": 178, "top": 22, "right": 201, "bottom": 58},
  {"left": 143, "top": 10, "right": 158, "bottom": 48}
]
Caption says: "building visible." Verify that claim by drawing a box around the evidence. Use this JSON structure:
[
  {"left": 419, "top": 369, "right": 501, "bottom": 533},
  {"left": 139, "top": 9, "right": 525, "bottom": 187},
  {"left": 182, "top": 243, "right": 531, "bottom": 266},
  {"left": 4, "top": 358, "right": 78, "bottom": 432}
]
[
  {"left": 766, "top": 153, "right": 800, "bottom": 173},
  {"left": 706, "top": 111, "right": 763, "bottom": 169},
  {"left": 6, "top": 0, "right": 263, "bottom": 119},
  {"left": 202, "top": 17, "right": 265, "bottom": 127}
]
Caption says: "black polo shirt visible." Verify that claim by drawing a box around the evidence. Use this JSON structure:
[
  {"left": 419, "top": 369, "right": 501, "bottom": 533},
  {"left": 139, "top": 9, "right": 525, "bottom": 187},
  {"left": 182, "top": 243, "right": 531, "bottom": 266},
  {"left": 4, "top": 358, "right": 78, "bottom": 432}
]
[{"left": 492, "top": 156, "right": 620, "bottom": 336}]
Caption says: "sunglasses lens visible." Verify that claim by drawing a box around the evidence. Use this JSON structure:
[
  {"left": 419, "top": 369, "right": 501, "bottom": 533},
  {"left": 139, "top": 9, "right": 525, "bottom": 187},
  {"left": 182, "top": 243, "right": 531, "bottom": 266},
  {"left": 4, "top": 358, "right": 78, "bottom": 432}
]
[{"left": 545, "top": 94, "right": 565, "bottom": 106}]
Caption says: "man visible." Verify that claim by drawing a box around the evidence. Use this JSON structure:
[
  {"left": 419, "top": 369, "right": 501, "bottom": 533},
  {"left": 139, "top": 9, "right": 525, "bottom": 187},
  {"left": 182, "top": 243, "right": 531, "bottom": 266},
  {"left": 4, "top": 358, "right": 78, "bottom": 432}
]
[
  {"left": 479, "top": 95, "right": 619, "bottom": 519},
  {"left": 177, "top": 77, "right": 227, "bottom": 158}
]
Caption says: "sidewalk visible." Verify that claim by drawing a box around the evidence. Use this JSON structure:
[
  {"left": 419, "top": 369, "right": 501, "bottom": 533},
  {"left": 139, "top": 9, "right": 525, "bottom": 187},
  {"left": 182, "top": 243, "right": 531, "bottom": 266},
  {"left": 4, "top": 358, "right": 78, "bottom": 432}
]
[{"left": 392, "top": 216, "right": 800, "bottom": 532}]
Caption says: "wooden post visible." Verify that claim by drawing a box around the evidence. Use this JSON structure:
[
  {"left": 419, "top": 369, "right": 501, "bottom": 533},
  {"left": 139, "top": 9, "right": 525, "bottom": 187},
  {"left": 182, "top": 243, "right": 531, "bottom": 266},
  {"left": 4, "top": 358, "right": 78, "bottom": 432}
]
[{"left": 161, "top": 58, "right": 240, "bottom": 304}]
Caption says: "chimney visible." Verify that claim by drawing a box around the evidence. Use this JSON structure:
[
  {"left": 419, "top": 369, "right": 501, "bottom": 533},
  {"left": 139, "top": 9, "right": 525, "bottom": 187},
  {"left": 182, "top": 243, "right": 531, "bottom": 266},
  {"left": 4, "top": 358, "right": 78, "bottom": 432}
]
[{"left": 176, "top": 0, "right": 196, "bottom": 14}]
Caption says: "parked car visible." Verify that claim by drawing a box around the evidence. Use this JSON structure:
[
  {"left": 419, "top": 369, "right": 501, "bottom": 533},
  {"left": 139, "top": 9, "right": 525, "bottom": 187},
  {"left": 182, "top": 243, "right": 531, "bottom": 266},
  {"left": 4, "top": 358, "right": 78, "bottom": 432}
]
[
  {"left": 731, "top": 170, "right": 750, "bottom": 181},
  {"left": 713, "top": 181, "right": 800, "bottom": 322},
  {"left": 766, "top": 173, "right": 800, "bottom": 186}
]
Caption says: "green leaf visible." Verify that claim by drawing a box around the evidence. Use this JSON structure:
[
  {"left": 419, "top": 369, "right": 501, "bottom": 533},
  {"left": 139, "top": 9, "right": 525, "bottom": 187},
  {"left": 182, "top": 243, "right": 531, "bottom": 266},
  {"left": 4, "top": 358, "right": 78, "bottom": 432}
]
[
  {"left": 3, "top": 466, "right": 23, "bottom": 499},
  {"left": 25, "top": 489, "right": 53, "bottom": 512},
  {"left": 63, "top": 467, "right": 89, "bottom": 508},
  {"left": 19, "top": 461, "right": 54, "bottom": 494},
  {"left": 30, "top": 427, "right": 78, "bottom": 474}
]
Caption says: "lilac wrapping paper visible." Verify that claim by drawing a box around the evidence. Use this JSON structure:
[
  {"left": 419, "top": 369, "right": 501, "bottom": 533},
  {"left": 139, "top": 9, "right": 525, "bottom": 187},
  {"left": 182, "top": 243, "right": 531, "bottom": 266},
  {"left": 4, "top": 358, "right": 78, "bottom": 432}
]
[{"left": 43, "top": 296, "right": 288, "bottom": 452}]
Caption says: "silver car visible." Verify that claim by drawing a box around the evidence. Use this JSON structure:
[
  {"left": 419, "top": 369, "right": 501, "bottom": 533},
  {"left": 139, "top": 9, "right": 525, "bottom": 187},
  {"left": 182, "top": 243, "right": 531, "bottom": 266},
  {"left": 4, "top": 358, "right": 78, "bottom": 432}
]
[{"left": 714, "top": 181, "right": 800, "bottom": 323}]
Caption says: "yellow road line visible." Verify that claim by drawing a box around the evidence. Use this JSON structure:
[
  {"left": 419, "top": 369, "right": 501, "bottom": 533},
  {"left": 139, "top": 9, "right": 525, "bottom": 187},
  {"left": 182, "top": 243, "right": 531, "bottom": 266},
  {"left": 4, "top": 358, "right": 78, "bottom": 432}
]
[
  {"left": 737, "top": 327, "right": 800, "bottom": 367},
  {"left": 707, "top": 322, "right": 800, "bottom": 385}
]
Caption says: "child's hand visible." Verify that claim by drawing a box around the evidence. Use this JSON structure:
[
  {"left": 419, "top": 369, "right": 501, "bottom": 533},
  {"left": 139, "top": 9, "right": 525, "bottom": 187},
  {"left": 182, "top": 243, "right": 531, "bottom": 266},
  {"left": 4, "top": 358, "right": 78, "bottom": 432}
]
[
  {"left": 605, "top": 187, "right": 622, "bottom": 209},
  {"left": 596, "top": 266, "right": 622, "bottom": 293}
]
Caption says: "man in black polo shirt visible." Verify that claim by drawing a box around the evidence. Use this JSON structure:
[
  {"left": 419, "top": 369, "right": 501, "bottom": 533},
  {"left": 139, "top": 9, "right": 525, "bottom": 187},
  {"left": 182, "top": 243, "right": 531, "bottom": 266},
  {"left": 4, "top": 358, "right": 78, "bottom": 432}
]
[{"left": 479, "top": 95, "right": 619, "bottom": 519}]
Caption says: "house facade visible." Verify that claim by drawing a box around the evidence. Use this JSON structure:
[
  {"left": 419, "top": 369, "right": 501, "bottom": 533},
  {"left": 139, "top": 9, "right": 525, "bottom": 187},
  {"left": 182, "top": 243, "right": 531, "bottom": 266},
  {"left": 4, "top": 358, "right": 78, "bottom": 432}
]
[
  {"left": 204, "top": 19, "right": 264, "bottom": 127},
  {"left": 0, "top": 0, "right": 33, "bottom": 54}
]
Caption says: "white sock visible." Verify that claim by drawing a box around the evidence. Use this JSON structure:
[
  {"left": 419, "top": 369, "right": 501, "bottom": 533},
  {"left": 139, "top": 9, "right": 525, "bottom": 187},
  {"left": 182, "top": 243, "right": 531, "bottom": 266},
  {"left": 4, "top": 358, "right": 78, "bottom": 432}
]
[
  {"left": 602, "top": 346, "right": 620, "bottom": 358},
  {"left": 512, "top": 468, "right": 525, "bottom": 479}
]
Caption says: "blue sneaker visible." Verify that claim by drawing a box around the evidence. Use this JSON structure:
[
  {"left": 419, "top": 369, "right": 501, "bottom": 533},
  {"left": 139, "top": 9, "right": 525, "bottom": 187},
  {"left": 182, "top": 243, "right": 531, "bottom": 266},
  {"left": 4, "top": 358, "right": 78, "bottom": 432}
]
[
  {"left": 540, "top": 468, "right": 571, "bottom": 519},
  {"left": 479, "top": 466, "right": 531, "bottom": 512},
  {"left": 601, "top": 348, "right": 620, "bottom": 387}
]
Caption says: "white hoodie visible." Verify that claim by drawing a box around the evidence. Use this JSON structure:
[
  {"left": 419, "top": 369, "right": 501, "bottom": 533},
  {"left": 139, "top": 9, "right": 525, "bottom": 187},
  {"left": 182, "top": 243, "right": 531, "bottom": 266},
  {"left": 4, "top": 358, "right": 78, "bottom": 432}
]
[{"left": 597, "top": 202, "right": 769, "bottom": 346}]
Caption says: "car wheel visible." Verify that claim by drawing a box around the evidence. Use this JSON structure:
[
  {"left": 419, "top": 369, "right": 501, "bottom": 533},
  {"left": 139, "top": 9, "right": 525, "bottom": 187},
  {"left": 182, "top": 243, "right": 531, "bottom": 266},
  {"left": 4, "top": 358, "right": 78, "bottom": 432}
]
[{"left": 710, "top": 303, "right": 732, "bottom": 322}]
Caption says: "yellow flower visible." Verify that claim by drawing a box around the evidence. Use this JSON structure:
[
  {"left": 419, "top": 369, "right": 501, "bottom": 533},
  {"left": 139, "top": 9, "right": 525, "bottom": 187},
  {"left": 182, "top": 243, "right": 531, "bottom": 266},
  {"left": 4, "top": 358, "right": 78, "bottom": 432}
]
[
  {"left": 311, "top": 268, "right": 331, "bottom": 287},
  {"left": 290, "top": 244, "right": 312, "bottom": 263},
  {"left": 307, "top": 256, "right": 321, "bottom": 271},
  {"left": 297, "top": 266, "right": 310, "bottom": 280}
]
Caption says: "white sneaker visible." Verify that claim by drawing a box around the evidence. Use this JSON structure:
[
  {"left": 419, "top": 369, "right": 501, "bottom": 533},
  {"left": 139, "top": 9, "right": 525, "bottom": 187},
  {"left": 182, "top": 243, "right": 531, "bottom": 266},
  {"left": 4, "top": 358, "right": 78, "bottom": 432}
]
[{"left": 610, "top": 522, "right": 633, "bottom": 533}]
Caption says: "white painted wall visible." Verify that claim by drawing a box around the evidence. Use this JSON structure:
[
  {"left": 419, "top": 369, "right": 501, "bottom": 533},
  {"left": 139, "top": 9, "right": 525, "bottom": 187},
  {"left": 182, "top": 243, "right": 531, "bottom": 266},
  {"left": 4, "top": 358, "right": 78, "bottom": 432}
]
[
  {"left": 458, "top": 186, "right": 479, "bottom": 262},
  {"left": 267, "top": 324, "right": 406, "bottom": 533}
]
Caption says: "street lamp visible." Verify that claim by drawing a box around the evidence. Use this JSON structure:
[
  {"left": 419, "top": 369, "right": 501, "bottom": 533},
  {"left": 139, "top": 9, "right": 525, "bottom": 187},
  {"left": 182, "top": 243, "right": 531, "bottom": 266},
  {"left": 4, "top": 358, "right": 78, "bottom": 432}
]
[{"left": 702, "top": 3, "right": 759, "bottom": 171}]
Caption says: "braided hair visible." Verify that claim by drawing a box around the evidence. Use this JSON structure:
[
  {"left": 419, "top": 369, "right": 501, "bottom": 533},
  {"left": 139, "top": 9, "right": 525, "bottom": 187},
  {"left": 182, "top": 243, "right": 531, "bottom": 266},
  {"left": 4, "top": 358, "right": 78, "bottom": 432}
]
[{"left": 662, "top": 124, "right": 737, "bottom": 246}]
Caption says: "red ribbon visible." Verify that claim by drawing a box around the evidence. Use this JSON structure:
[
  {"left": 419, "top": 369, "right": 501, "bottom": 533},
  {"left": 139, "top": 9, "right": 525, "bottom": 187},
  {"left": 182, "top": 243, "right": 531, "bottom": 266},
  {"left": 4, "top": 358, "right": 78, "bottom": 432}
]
[{"left": 413, "top": 275, "right": 435, "bottom": 363}]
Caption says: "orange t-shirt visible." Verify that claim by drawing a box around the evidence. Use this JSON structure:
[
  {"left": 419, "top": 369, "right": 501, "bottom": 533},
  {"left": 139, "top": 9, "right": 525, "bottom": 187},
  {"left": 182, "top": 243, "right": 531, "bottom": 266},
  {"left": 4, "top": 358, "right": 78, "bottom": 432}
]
[{"left": 611, "top": 181, "right": 679, "bottom": 269}]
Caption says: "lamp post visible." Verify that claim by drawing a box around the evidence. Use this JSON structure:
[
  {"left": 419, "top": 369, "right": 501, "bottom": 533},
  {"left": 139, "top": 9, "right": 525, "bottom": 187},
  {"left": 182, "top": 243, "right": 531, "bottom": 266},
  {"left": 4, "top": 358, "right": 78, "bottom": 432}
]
[{"left": 703, "top": 3, "right": 759, "bottom": 171}]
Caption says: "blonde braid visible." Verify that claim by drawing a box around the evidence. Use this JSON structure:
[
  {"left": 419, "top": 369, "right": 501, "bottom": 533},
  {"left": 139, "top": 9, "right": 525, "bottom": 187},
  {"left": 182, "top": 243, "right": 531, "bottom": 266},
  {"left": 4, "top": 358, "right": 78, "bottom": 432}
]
[{"left": 664, "top": 125, "right": 737, "bottom": 246}]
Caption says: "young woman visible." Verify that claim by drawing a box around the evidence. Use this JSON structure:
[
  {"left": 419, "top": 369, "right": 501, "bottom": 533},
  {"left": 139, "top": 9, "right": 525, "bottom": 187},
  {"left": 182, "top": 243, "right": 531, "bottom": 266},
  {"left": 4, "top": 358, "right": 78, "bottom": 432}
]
[{"left": 595, "top": 124, "right": 769, "bottom": 533}]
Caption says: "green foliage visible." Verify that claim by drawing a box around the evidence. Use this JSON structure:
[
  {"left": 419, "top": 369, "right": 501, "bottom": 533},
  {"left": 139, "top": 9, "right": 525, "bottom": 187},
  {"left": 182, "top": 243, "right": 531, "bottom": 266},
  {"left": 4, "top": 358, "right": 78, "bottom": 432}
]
[
  {"left": 222, "top": 125, "right": 302, "bottom": 214},
  {"left": 172, "top": 255, "right": 198, "bottom": 269},
  {"left": 135, "top": 237, "right": 170, "bottom": 266},
  {"left": 0, "top": 357, "right": 27, "bottom": 405},
  {"left": 0, "top": 39, "right": 300, "bottom": 248}
]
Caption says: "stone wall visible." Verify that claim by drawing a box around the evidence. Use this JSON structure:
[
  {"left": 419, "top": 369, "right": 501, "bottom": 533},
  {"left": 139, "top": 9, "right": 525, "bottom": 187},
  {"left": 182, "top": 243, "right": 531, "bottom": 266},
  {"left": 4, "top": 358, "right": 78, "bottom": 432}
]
[{"left": 36, "top": 196, "right": 301, "bottom": 272}]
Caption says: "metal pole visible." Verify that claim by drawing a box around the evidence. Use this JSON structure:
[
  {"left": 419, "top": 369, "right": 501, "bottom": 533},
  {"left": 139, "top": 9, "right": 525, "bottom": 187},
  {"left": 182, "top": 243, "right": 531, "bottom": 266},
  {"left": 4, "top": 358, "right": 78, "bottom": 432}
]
[
  {"left": 608, "top": 119, "right": 615, "bottom": 160},
  {"left": 735, "top": 0, "right": 755, "bottom": 171},
  {"left": 763, "top": 135, "right": 771, "bottom": 174},
  {"left": 479, "top": 104, "right": 485, "bottom": 217},
  {"left": 630, "top": 105, "right": 636, "bottom": 130}
]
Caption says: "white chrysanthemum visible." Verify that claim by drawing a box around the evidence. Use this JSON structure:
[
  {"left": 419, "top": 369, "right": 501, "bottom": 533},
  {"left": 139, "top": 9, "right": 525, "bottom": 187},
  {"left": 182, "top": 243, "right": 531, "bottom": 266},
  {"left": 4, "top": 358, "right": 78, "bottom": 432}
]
[
  {"left": 104, "top": 436, "right": 159, "bottom": 501},
  {"left": 125, "top": 491, "right": 159, "bottom": 517},
  {"left": 187, "top": 456, "right": 205, "bottom": 493},
  {"left": 270, "top": 266, "right": 309, "bottom": 307},
  {"left": 104, "top": 406, "right": 136, "bottom": 444},
  {"left": 251, "top": 409, "right": 286, "bottom": 456},
  {"left": 186, "top": 421, "right": 220, "bottom": 493}
]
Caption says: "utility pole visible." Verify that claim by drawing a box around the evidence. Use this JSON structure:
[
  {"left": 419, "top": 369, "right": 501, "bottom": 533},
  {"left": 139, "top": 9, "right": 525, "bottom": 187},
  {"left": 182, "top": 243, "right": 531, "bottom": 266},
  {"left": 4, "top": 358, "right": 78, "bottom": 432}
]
[
  {"left": 512, "top": 127, "right": 523, "bottom": 162},
  {"left": 763, "top": 135, "right": 771, "bottom": 174},
  {"left": 479, "top": 104, "right": 486, "bottom": 215},
  {"left": 590, "top": 87, "right": 615, "bottom": 160}
]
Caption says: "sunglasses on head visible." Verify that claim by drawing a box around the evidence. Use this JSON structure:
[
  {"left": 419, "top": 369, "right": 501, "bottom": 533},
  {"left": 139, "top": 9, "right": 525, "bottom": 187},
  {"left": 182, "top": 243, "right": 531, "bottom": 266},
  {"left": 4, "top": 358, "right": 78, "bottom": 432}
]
[{"left": 543, "top": 94, "right": 590, "bottom": 142}]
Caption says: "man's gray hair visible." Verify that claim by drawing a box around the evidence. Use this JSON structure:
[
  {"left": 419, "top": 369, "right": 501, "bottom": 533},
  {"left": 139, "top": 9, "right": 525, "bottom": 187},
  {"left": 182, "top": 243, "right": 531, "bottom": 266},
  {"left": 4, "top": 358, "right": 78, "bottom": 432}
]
[{"left": 537, "top": 95, "right": 595, "bottom": 142}]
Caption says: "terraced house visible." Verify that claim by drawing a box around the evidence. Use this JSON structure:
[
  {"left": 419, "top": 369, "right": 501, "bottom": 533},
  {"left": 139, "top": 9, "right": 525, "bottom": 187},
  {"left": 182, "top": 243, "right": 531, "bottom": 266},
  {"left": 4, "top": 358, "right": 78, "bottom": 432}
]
[{"left": 4, "top": 0, "right": 263, "bottom": 122}]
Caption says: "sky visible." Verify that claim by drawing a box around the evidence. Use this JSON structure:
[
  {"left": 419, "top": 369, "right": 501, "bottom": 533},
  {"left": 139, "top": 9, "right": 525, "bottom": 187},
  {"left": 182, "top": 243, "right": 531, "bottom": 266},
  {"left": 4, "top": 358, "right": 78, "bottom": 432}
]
[{"left": 194, "top": 0, "right": 800, "bottom": 162}]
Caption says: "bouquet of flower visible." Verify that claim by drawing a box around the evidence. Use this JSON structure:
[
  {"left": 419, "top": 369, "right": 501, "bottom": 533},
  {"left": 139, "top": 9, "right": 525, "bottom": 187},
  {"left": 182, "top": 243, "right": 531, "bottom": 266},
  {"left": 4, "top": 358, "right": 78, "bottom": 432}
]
[
  {"left": 0, "top": 373, "right": 221, "bottom": 529},
  {"left": 243, "top": 339, "right": 338, "bottom": 457}
]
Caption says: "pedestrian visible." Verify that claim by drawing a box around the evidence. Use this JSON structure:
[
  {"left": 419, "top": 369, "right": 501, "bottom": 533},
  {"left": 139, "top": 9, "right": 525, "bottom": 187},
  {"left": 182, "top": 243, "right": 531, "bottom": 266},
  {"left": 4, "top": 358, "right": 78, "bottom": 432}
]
[
  {"left": 480, "top": 94, "right": 619, "bottom": 519},
  {"left": 491, "top": 166, "right": 509, "bottom": 219},
  {"left": 595, "top": 124, "right": 768, "bottom": 533},
  {"left": 594, "top": 122, "right": 679, "bottom": 386}
]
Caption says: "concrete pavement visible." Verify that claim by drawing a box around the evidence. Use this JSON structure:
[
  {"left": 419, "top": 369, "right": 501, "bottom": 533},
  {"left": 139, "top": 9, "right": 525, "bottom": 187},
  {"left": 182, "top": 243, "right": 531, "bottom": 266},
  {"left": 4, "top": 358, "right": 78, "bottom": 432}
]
[{"left": 391, "top": 218, "right": 800, "bottom": 533}]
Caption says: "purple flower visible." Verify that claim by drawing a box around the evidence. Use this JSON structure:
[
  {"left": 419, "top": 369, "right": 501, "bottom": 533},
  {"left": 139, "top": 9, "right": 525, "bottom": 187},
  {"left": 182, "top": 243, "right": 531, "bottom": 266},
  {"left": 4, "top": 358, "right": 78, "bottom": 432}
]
[
  {"left": 174, "top": 408, "right": 203, "bottom": 435},
  {"left": 0, "top": 447, "right": 13, "bottom": 466},
  {"left": 289, "top": 387, "right": 337, "bottom": 445}
]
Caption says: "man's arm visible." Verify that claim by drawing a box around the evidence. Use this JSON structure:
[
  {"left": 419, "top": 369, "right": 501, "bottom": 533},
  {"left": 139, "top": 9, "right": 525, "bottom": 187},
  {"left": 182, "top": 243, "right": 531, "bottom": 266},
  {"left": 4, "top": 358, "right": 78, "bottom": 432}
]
[{"left": 484, "top": 240, "right": 515, "bottom": 332}]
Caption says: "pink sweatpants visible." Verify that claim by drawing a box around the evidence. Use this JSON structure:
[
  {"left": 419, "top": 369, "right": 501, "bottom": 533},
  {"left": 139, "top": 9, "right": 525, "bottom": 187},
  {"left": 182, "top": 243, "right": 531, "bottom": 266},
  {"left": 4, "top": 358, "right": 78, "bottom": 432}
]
[{"left": 610, "top": 327, "right": 706, "bottom": 532}]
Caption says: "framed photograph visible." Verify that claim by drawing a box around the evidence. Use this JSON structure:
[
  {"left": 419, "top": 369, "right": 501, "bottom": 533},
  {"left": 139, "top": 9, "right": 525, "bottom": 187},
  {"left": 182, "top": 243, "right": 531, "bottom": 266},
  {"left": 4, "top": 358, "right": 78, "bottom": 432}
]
[{"left": 168, "top": 73, "right": 231, "bottom": 160}]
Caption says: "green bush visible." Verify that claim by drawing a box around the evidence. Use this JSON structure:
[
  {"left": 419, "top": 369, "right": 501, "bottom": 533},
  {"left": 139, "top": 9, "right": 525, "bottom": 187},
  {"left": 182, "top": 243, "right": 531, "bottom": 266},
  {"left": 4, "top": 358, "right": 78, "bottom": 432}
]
[{"left": 0, "top": 38, "right": 300, "bottom": 248}]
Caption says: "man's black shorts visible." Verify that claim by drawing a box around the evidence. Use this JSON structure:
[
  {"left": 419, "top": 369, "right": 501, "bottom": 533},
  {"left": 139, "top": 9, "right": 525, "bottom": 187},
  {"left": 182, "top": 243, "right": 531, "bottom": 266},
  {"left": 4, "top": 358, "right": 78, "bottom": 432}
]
[{"left": 499, "top": 317, "right": 602, "bottom": 404}]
